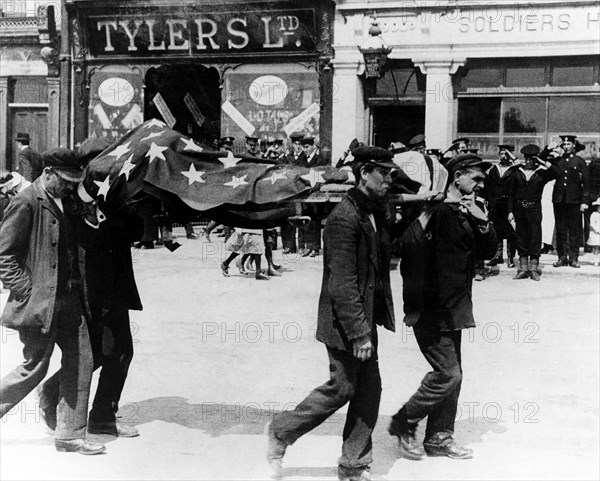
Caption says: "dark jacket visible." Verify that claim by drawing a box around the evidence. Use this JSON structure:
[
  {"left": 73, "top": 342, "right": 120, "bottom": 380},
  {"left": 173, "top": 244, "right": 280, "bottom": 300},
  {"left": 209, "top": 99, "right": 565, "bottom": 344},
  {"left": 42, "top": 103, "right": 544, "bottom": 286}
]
[
  {"left": 485, "top": 164, "right": 518, "bottom": 212},
  {"left": 297, "top": 152, "right": 328, "bottom": 168},
  {"left": 421, "top": 203, "right": 497, "bottom": 331},
  {"left": 286, "top": 151, "right": 308, "bottom": 167},
  {"left": 17, "top": 147, "right": 43, "bottom": 182},
  {"left": 508, "top": 166, "right": 560, "bottom": 211},
  {"left": 551, "top": 153, "right": 590, "bottom": 205},
  {"left": 316, "top": 188, "right": 395, "bottom": 351},
  {"left": 0, "top": 179, "right": 80, "bottom": 333},
  {"left": 588, "top": 158, "right": 600, "bottom": 202},
  {"left": 84, "top": 204, "right": 143, "bottom": 313}
]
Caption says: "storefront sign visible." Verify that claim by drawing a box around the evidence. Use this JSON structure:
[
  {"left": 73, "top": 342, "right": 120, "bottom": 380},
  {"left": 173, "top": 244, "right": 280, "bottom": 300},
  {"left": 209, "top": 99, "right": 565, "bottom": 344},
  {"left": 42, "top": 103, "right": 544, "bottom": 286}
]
[{"left": 87, "top": 9, "right": 317, "bottom": 57}]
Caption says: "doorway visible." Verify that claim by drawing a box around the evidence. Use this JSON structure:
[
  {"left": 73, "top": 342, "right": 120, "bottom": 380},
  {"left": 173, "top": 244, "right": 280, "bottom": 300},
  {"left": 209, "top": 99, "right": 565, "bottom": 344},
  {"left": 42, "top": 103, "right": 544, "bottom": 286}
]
[
  {"left": 8, "top": 107, "right": 47, "bottom": 170},
  {"left": 372, "top": 105, "right": 425, "bottom": 148},
  {"left": 144, "top": 64, "right": 221, "bottom": 148}
]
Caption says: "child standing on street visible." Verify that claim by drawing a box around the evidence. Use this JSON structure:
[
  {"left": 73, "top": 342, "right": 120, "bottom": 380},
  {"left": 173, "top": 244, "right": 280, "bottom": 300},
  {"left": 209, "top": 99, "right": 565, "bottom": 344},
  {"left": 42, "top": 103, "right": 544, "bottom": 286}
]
[{"left": 588, "top": 199, "right": 600, "bottom": 267}]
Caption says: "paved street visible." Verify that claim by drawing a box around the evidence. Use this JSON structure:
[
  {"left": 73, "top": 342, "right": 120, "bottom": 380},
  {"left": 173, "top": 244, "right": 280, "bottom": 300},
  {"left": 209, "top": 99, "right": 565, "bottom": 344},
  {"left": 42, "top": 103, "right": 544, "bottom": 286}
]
[{"left": 1, "top": 228, "right": 599, "bottom": 481}]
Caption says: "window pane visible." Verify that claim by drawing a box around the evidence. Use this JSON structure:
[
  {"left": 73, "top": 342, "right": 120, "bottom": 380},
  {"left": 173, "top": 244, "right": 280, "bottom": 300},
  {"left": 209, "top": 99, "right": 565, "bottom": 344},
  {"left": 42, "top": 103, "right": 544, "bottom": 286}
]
[
  {"left": 459, "top": 68, "right": 502, "bottom": 90},
  {"left": 458, "top": 98, "right": 501, "bottom": 132},
  {"left": 376, "top": 69, "right": 424, "bottom": 96},
  {"left": 552, "top": 66, "right": 595, "bottom": 86},
  {"left": 548, "top": 96, "right": 600, "bottom": 132},
  {"left": 503, "top": 98, "right": 546, "bottom": 133},
  {"left": 505, "top": 67, "right": 545, "bottom": 87}
]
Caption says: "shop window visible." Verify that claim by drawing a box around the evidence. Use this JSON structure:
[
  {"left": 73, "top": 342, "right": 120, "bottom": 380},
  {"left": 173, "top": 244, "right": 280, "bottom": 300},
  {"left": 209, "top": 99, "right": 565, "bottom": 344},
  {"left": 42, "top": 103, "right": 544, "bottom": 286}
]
[
  {"left": 458, "top": 98, "right": 500, "bottom": 133},
  {"left": 505, "top": 67, "right": 546, "bottom": 88},
  {"left": 459, "top": 67, "right": 502, "bottom": 90},
  {"left": 548, "top": 96, "right": 600, "bottom": 133},
  {"left": 222, "top": 64, "right": 319, "bottom": 152},
  {"left": 11, "top": 78, "right": 48, "bottom": 103},
  {"left": 552, "top": 65, "right": 596, "bottom": 87},
  {"left": 503, "top": 98, "right": 546, "bottom": 133}
]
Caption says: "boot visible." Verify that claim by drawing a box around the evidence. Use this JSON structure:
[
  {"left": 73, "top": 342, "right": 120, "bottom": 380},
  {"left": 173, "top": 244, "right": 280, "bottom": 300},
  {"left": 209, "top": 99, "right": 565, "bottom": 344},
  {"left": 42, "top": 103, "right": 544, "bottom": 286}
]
[
  {"left": 507, "top": 239, "right": 516, "bottom": 267},
  {"left": 529, "top": 258, "right": 541, "bottom": 281},
  {"left": 513, "top": 257, "right": 530, "bottom": 279},
  {"left": 486, "top": 241, "right": 503, "bottom": 266}
]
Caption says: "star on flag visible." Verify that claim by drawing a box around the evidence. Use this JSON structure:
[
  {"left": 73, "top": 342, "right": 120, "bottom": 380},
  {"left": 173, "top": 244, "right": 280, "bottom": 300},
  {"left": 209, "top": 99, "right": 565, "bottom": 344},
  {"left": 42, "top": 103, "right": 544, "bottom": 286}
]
[
  {"left": 269, "top": 171, "right": 288, "bottom": 184},
  {"left": 224, "top": 174, "right": 249, "bottom": 189},
  {"left": 181, "top": 164, "right": 206, "bottom": 185},
  {"left": 94, "top": 175, "right": 111, "bottom": 200},
  {"left": 119, "top": 154, "right": 136, "bottom": 180},
  {"left": 181, "top": 137, "right": 203, "bottom": 153},
  {"left": 144, "top": 119, "right": 166, "bottom": 129},
  {"left": 146, "top": 142, "right": 168, "bottom": 163},
  {"left": 301, "top": 169, "right": 326, "bottom": 188},
  {"left": 107, "top": 142, "right": 132, "bottom": 160},
  {"left": 219, "top": 151, "right": 242, "bottom": 169}
]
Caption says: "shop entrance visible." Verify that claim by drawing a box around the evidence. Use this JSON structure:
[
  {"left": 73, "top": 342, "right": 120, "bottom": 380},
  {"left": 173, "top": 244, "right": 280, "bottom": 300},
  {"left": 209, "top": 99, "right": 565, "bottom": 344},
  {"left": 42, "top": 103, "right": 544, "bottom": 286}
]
[
  {"left": 372, "top": 105, "right": 425, "bottom": 148},
  {"left": 144, "top": 64, "right": 221, "bottom": 148}
]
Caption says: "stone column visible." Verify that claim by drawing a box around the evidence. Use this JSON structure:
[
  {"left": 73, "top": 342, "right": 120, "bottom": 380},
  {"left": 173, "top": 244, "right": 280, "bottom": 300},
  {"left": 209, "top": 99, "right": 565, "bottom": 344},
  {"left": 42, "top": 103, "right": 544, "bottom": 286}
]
[
  {"left": 47, "top": 78, "right": 60, "bottom": 149},
  {"left": 413, "top": 59, "right": 465, "bottom": 150},
  {"left": 331, "top": 49, "right": 366, "bottom": 164},
  {"left": 0, "top": 78, "right": 8, "bottom": 171}
]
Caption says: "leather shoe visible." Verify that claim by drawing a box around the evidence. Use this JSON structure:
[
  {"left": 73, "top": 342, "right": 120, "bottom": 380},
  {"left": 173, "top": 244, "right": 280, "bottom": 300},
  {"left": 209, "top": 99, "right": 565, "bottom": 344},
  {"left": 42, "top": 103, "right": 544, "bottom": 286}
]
[
  {"left": 88, "top": 420, "right": 139, "bottom": 437},
  {"left": 309, "top": 249, "right": 319, "bottom": 257},
  {"left": 55, "top": 439, "right": 106, "bottom": 455},
  {"left": 186, "top": 233, "right": 198, "bottom": 239},
  {"left": 265, "top": 422, "right": 286, "bottom": 479},
  {"left": 221, "top": 262, "right": 230, "bottom": 277},
  {"left": 424, "top": 434, "right": 473, "bottom": 459},
  {"left": 255, "top": 273, "right": 269, "bottom": 280},
  {"left": 553, "top": 258, "right": 568, "bottom": 267},
  {"left": 388, "top": 411, "right": 424, "bottom": 460},
  {"left": 337, "top": 465, "right": 372, "bottom": 481},
  {"left": 569, "top": 259, "right": 581, "bottom": 268}
]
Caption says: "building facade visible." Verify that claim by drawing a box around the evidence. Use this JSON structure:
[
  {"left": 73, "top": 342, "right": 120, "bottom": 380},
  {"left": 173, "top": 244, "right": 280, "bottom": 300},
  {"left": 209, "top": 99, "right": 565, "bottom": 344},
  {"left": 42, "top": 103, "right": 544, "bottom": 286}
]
[
  {"left": 332, "top": 0, "right": 600, "bottom": 160},
  {"left": 61, "top": 0, "right": 335, "bottom": 159},
  {"left": 0, "top": 3, "right": 60, "bottom": 171}
]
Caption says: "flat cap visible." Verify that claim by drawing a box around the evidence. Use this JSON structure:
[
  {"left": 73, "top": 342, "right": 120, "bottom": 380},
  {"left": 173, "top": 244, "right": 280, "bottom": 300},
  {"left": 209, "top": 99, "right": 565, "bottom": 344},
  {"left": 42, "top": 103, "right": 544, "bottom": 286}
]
[
  {"left": 559, "top": 134, "right": 577, "bottom": 143},
  {"left": 520, "top": 144, "right": 541, "bottom": 156},
  {"left": 498, "top": 144, "right": 515, "bottom": 151},
  {"left": 245, "top": 136, "right": 259, "bottom": 145},
  {"left": 300, "top": 137, "right": 315, "bottom": 145},
  {"left": 452, "top": 137, "right": 470, "bottom": 145},
  {"left": 409, "top": 134, "right": 426, "bottom": 147},
  {"left": 446, "top": 153, "right": 491, "bottom": 174},
  {"left": 289, "top": 133, "right": 304, "bottom": 142},
  {"left": 389, "top": 141, "right": 406, "bottom": 153},
  {"left": 42, "top": 148, "right": 85, "bottom": 182},
  {"left": 351, "top": 146, "right": 399, "bottom": 169},
  {"left": 15, "top": 132, "right": 30, "bottom": 143}
]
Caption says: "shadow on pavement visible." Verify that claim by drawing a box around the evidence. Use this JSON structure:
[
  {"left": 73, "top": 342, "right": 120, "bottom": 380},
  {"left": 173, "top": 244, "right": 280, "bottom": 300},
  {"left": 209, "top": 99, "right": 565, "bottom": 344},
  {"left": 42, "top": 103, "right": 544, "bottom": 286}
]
[{"left": 126, "top": 397, "right": 509, "bottom": 478}]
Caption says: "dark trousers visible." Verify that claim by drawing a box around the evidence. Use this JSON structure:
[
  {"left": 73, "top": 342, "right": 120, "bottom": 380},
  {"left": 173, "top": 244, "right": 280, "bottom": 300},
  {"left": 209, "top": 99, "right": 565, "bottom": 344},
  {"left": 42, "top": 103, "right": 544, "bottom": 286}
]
[
  {"left": 40, "top": 306, "right": 134, "bottom": 424},
  {"left": 554, "top": 203, "right": 583, "bottom": 259},
  {"left": 298, "top": 219, "right": 321, "bottom": 251},
  {"left": 403, "top": 324, "right": 462, "bottom": 440},
  {"left": 0, "top": 291, "right": 93, "bottom": 440},
  {"left": 281, "top": 224, "right": 297, "bottom": 251},
  {"left": 272, "top": 344, "right": 382, "bottom": 468},
  {"left": 514, "top": 206, "right": 542, "bottom": 259}
]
